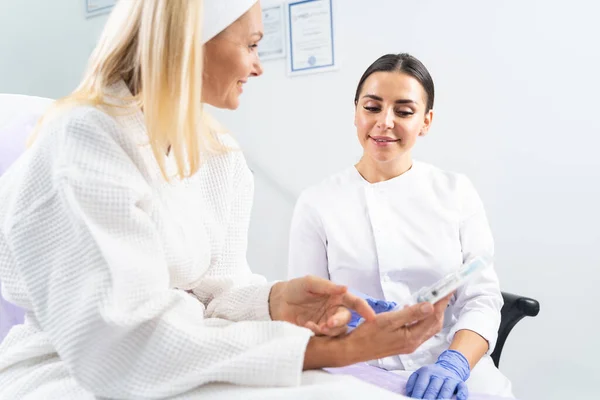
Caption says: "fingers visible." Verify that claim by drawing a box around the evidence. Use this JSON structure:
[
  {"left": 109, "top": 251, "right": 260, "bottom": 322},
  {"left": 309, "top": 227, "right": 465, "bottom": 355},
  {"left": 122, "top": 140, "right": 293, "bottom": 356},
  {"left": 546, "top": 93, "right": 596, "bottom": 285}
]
[
  {"left": 341, "top": 292, "right": 377, "bottom": 322},
  {"left": 438, "top": 379, "right": 458, "bottom": 400},
  {"left": 456, "top": 381, "right": 469, "bottom": 400},
  {"left": 405, "top": 371, "right": 418, "bottom": 396},
  {"left": 422, "top": 376, "right": 444, "bottom": 399},
  {"left": 432, "top": 292, "right": 453, "bottom": 313},
  {"left": 326, "top": 307, "right": 351, "bottom": 328},
  {"left": 407, "top": 311, "right": 444, "bottom": 342},
  {"left": 319, "top": 324, "right": 348, "bottom": 337},
  {"left": 382, "top": 302, "right": 434, "bottom": 329},
  {"left": 305, "top": 319, "right": 348, "bottom": 337},
  {"left": 302, "top": 275, "right": 347, "bottom": 296},
  {"left": 409, "top": 370, "right": 432, "bottom": 399},
  {"left": 304, "top": 321, "right": 323, "bottom": 335}
]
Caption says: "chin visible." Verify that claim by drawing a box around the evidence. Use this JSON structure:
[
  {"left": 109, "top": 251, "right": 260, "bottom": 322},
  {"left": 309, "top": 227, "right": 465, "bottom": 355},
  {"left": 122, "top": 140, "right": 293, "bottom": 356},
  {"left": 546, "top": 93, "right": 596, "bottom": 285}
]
[
  {"left": 369, "top": 151, "right": 401, "bottom": 164},
  {"left": 225, "top": 97, "right": 240, "bottom": 110}
]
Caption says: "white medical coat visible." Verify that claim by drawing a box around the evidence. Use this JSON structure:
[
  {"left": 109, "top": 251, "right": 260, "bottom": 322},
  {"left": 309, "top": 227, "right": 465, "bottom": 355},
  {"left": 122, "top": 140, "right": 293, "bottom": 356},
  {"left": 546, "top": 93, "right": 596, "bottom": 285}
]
[{"left": 288, "top": 162, "right": 503, "bottom": 371}]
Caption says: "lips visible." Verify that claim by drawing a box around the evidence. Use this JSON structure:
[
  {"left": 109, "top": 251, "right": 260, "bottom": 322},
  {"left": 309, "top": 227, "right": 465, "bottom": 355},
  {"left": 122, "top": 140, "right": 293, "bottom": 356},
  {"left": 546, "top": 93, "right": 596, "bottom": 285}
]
[
  {"left": 369, "top": 135, "right": 399, "bottom": 143},
  {"left": 236, "top": 81, "right": 246, "bottom": 93}
]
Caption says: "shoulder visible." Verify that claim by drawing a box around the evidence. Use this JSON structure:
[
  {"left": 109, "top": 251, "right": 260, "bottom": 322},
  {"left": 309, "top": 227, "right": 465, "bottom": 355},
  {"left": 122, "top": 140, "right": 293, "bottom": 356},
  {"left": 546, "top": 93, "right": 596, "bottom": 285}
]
[
  {"left": 414, "top": 160, "right": 476, "bottom": 194},
  {"left": 300, "top": 167, "right": 356, "bottom": 199},
  {"left": 43, "top": 105, "right": 122, "bottom": 142},
  {"left": 215, "top": 133, "right": 247, "bottom": 176},
  {"left": 196, "top": 133, "right": 249, "bottom": 180},
  {"left": 295, "top": 167, "right": 358, "bottom": 214},
  {"left": 33, "top": 105, "right": 129, "bottom": 163},
  {"left": 0, "top": 106, "right": 144, "bottom": 231},
  {"left": 415, "top": 161, "right": 484, "bottom": 217},
  {"left": 30, "top": 105, "right": 146, "bottom": 188},
  {"left": 185, "top": 133, "right": 253, "bottom": 205},
  {"left": 35, "top": 106, "right": 151, "bottom": 188}
]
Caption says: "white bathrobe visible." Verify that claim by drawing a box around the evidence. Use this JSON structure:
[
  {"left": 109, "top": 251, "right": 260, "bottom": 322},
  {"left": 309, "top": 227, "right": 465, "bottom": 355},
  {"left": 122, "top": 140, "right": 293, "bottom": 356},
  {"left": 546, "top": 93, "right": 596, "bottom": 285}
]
[{"left": 0, "top": 81, "right": 328, "bottom": 399}]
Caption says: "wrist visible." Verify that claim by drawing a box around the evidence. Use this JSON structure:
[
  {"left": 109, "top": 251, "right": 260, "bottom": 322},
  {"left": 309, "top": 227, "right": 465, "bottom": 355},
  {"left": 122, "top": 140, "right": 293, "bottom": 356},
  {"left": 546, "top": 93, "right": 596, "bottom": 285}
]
[
  {"left": 437, "top": 349, "right": 471, "bottom": 381},
  {"left": 268, "top": 281, "right": 287, "bottom": 321},
  {"left": 303, "top": 335, "right": 351, "bottom": 370}
]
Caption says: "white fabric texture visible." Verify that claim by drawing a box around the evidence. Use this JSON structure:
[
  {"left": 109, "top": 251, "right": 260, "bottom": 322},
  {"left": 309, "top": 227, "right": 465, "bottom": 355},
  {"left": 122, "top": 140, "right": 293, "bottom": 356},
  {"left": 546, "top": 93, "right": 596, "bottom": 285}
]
[
  {"left": 288, "top": 162, "right": 504, "bottom": 371},
  {"left": 202, "top": 0, "right": 258, "bottom": 44},
  {"left": 0, "top": 96, "right": 53, "bottom": 343},
  {"left": 0, "top": 82, "right": 314, "bottom": 399},
  {"left": 0, "top": 113, "right": 42, "bottom": 342}
]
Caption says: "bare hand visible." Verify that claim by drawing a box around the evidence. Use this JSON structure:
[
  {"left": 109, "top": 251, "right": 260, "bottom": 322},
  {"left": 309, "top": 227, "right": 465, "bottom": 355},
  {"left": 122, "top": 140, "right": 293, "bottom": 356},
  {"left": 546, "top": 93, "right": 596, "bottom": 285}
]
[
  {"left": 269, "top": 275, "right": 376, "bottom": 337},
  {"left": 342, "top": 293, "right": 452, "bottom": 364}
]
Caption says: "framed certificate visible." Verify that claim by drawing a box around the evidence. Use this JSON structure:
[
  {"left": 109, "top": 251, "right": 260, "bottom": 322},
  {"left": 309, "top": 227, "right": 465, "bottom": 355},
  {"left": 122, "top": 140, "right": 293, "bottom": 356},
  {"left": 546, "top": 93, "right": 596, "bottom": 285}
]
[
  {"left": 286, "top": 0, "right": 337, "bottom": 76},
  {"left": 85, "top": 0, "right": 116, "bottom": 18},
  {"left": 259, "top": 3, "right": 286, "bottom": 60}
]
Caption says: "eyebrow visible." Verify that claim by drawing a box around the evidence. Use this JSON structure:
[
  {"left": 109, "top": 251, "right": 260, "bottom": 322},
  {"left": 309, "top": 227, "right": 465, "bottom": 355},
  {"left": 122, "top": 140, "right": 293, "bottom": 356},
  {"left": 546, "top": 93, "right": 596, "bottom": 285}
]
[
  {"left": 361, "top": 94, "right": 418, "bottom": 105},
  {"left": 252, "top": 31, "right": 264, "bottom": 40}
]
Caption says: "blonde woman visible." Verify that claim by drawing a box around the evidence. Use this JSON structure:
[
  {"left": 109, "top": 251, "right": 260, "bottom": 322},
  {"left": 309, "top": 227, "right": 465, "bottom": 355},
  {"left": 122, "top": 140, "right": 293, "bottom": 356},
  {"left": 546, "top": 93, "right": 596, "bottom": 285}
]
[{"left": 0, "top": 1, "right": 450, "bottom": 398}]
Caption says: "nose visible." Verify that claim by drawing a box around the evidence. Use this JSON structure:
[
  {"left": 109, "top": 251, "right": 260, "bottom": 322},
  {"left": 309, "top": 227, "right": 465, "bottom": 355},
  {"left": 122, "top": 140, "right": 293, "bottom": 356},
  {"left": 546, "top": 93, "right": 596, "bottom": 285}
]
[
  {"left": 377, "top": 108, "right": 394, "bottom": 130},
  {"left": 251, "top": 56, "right": 264, "bottom": 78}
]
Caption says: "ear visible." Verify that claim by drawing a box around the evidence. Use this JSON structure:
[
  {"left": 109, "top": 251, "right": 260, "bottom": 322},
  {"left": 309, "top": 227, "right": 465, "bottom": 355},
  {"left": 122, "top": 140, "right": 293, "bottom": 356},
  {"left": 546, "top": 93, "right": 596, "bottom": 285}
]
[
  {"left": 419, "top": 109, "right": 434, "bottom": 136},
  {"left": 354, "top": 104, "right": 358, "bottom": 127}
]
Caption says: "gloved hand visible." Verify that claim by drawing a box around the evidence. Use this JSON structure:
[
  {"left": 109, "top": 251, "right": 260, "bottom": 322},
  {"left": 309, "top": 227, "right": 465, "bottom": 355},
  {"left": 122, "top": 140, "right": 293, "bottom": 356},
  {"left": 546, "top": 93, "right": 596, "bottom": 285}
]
[
  {"left": 405, "top": 349, "right": 470, "bottom": 400},
  {"left": 347, "top": 291, "right": 397, "bottom": 328}
]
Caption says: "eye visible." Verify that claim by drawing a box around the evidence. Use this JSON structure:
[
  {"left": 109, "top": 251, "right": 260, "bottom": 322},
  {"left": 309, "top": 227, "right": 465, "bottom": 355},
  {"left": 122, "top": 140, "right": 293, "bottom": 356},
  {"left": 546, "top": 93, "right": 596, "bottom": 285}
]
[
  {"left": 249, "top": 44, "right": 259, "bottom": 51},
  {"left": 395, "top": 110, "right": 414, "bottom": 117},
  {"left": 364, "top": 106, "right": 380, "bottom": 112}
]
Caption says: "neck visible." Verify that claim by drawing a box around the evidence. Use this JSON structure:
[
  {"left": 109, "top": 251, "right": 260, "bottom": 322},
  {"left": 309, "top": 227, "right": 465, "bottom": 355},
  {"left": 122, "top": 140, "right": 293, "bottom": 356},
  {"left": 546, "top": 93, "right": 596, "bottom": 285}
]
[{"left": 355, "top": 154, "right": 413, "bottom": 183}]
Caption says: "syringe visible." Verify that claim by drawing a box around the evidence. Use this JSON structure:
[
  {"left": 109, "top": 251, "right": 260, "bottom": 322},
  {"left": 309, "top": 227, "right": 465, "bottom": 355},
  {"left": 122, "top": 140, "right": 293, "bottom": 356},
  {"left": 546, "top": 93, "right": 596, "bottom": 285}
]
[{"left": 410, "top": 255, "right": 491, "bottom": 305}]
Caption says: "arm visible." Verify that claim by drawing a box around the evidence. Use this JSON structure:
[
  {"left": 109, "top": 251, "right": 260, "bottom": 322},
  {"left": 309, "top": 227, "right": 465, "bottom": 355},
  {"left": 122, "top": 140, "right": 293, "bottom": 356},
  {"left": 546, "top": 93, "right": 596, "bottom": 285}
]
[
  {"left": 189, "top": 151, "right": 374, "bottom": 334},
  {"left": 447, "top": 176, "right": 503, "bottom": 361},
  {"left": 4, "top": 109, "right": 313, "bottom": 399},
  {"left": 449, "top": 329, "right": 488, "bottom": 369},
  {"left": 191, "top": 153, "right": 275, "bottom": 322},
  {"left": 405, "top": 177, "right": 502, "bottom": 400},
  {"left": 287, "top": 191, "right": 330, "bottom": 280}
]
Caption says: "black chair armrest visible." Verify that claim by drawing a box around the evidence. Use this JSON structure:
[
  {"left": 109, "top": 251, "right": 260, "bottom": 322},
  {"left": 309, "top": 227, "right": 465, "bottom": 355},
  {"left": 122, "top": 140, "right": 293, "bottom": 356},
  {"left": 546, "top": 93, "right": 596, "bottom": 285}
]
[
  {"left": 490, "top": 291, "right": 540, "bottom": 368},
  {"left": 501, "top": 291, "right": 540, "bottom": 317}
]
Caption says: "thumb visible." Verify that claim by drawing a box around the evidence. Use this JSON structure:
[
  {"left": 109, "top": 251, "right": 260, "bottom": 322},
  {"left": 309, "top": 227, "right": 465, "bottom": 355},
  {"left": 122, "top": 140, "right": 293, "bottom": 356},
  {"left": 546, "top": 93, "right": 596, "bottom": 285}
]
[
  {"left": 341, "top": 292, "right": 376, "bottom": 321},
  {"left": 387, "top": 302, "right": 434, "bottom": 327},
  {"left": 303, "top": 275, "right": 347, "bottom": 295}
]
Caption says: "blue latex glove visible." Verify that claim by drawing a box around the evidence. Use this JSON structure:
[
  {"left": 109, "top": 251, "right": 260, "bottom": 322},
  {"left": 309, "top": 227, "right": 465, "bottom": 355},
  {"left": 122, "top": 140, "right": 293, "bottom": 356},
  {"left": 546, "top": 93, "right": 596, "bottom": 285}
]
[
  {"left": 406, "top": 350, "right": 470, "bottom": 400},
  {"left": 347, "top": 291, "right": 397, "bottom": 328}
]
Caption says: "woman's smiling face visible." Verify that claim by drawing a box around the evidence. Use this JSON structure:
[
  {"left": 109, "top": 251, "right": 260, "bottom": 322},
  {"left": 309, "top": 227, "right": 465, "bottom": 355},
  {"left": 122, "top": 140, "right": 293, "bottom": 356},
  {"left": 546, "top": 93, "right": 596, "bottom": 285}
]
[{"left": 354, "top": 71, "right": 433, "bottom": 165}]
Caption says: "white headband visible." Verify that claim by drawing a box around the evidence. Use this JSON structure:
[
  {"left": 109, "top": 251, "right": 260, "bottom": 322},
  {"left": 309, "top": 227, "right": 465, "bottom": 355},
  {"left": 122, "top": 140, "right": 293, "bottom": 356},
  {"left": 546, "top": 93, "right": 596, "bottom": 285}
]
[{"left": 202, "top": 0, "right": 259, "bottom": 44}]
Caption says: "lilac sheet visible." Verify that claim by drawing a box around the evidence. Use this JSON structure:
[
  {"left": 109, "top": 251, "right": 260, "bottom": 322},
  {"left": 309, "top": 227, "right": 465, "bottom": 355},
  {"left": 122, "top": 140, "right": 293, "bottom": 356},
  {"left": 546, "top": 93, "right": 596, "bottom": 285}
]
[
  {"left": 0, "top": 286, "right": 25, "bottom": 341},
  {"left": 0, "top": 113, "right": 40, "bottom": 342},
  {"left": 325, "top": 363, "right": 515, "bottom": 400}
]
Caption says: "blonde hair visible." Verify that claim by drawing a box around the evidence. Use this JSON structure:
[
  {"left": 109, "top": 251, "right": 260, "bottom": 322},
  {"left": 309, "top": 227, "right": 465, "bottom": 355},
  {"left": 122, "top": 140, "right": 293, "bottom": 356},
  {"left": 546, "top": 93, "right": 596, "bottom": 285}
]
[{"left": 32, "top": 0, "right": 226, "bottom": 179}]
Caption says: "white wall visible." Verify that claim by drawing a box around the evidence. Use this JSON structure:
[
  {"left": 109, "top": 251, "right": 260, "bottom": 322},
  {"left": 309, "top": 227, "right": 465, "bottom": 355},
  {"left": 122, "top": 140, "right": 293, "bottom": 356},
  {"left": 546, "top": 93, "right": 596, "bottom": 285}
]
[
  {"left": 1, "top": 1, "right": 598, "bottom": 399},
  {"left": 213, "top": 1, "right": 600, "bottom": 399},
  {"left": 0, "top": 0, "right": 107, "bottom": 97}
]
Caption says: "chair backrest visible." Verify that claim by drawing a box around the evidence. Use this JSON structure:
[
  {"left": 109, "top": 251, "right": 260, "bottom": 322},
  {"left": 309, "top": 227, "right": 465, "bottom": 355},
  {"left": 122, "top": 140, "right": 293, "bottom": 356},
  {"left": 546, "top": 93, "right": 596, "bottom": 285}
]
[
  {"left": 491, "top": 291, "right": 540, "bottom": 368},
  {"left": 0, "top": 93, "right": 54, "bottom": 342},
  {"left": 0, "top": 93, "right": 54, "bottom": 128},
  {"left": 0, "top": 94, "right": 54, "bottom": 175}
]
